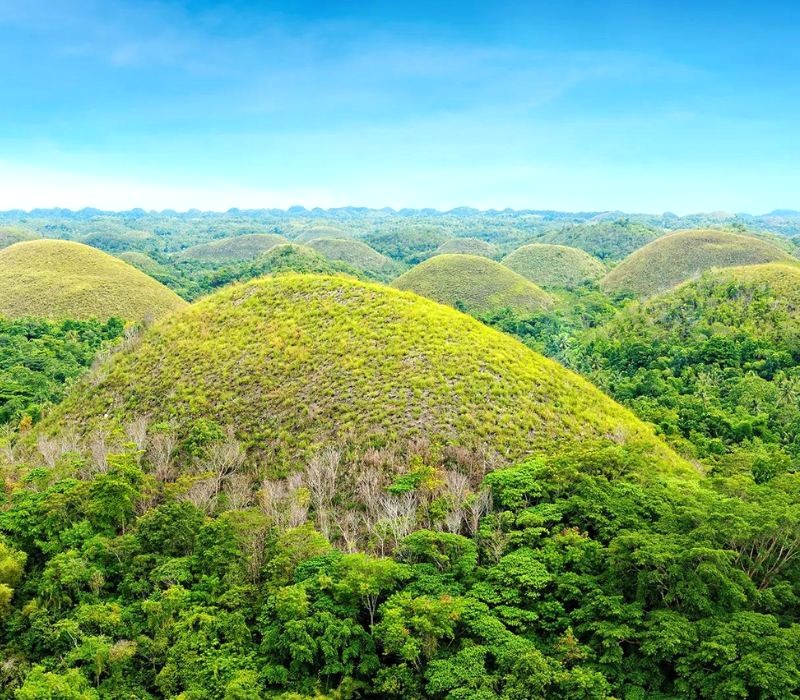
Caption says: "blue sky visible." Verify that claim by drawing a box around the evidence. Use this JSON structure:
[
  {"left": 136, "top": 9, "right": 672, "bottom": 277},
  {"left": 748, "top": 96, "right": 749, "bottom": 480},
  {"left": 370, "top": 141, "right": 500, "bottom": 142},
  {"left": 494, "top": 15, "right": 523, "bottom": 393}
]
[{"left": 0, "top": 0, "right": 797, "bottom": 212}]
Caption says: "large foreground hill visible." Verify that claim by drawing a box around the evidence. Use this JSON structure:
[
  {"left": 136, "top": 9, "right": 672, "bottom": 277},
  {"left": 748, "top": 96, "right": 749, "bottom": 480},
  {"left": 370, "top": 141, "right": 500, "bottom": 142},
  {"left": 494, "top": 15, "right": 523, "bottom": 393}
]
[{"left": 45, "top": 274, "right": 686, "bottom": 473}]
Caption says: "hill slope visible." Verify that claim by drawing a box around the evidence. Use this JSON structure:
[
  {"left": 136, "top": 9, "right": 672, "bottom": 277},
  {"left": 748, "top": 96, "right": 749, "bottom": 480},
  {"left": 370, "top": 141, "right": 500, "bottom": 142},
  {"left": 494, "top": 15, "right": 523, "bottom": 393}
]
[
  {"left": 542, "top": 219, "right": 661, "bottom": 260},
  {"left": 176, "top": 233, "right": 289, "bottom": 262},
  {"left": 306, "top": 237, "right": 397, "bottom": 277},
  {"left": 601, "top": 229, "right": 796, "bottom": 297},
  {"left": 0, "top": 226, "right": 39, "bottom": 250},
  {"left": 0, "top": 240, "right": 187, "bottom": 321},
  {"left": 575, "top": 263, "right": 800, "bottom": 472},
  {"left": 46, "top": 274, "right": 686, "bottom": 473},
  {"left": 392, "top": 254, "right": 553, "bottom": 316},
  {"left": 502, "top": 243, "right": 606, "bottom": 289},
  {"left": 434, "top": 237, "right": 499, "bottom": 258}
]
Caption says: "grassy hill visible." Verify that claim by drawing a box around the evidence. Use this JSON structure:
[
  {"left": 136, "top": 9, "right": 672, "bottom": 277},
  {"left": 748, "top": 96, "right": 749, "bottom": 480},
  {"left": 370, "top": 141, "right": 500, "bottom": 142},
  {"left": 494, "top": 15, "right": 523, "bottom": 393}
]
[
  {"left": 542, "top": 219, "right": 662, "bottom": 260},
  {"left": 44, "top": 274, "right": 686, "bottom": 473},
  {"left": 502, "top": 243, "right": 606, "bottom": 289},
  {"left": 292, "top": 225, "right": 350, "bottom": 243},
  {"left": 0, "top": 240, "right": 187, "bottom": 321},
  {"left": 307, "top": 237, "right": 397, "bottom": 278},
  {"left": 0, "top": 226, "right": 39, "bottom": 250},
  {"left": 118, "top": 251, "right": 173, "bottom": 278},
  {"left": 434, "top": 237, "right": 499, "bottom": 258},
  {"left": 176, "top": 233, "right": 289, "bottom": 262},
  {"left": 392, "top": 254, "right": 553, "bottom": 316},
  {"left": 601, "top": 229, "right": 796, "bottom": 297}
]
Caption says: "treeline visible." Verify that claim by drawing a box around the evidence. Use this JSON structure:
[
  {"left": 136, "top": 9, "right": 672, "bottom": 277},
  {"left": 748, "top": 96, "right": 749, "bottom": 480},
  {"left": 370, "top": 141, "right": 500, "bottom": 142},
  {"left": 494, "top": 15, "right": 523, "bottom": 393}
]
[{"left": 1, "top": 432, "right": 798, "bottom": 698}]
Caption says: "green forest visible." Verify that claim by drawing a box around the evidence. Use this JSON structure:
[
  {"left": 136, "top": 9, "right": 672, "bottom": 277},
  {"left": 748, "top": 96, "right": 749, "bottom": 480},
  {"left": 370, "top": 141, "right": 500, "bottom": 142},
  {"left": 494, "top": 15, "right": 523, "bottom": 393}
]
[{"left": 0, "top": 209, "right": 799, "bottom": 698}]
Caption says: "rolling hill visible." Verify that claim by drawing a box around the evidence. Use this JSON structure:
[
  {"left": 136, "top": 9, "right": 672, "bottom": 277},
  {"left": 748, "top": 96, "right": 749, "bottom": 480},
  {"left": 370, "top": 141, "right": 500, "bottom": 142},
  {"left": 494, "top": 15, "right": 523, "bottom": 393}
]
[
  {"left": 0, "top": 240, "right": 187, "bottom": 321},
  {"left": 118, "top": 251, "right": 173, "bottom": 278},
  {"left": 601, "top": 229, "right": 797, "bottom": 297},
  {"left": 502, "top": 243, "right": 606, "bottom": 289},
  {"left": 176, "top": 233, "right": 289, "bottom": 262},
  {"left": 541, "top": 219, "right": 662, "bottom": 260},
  {"left": 292, "top": 225, "right": 351, "bottom": 243},
  {"left": 434, "top": 237, "right": 499, "bottom": 258},
  {"left": 391, "top": 254, "right": 553, "bottom": 316},
  {"left": 0, "top": 226, "right": 39, "bottom": 250},
  {"left": 306, "top": 237, "right": 397, "bottom": 277},
  {"left": 44, "top": 274, "right": 687, "bottom": 474}
]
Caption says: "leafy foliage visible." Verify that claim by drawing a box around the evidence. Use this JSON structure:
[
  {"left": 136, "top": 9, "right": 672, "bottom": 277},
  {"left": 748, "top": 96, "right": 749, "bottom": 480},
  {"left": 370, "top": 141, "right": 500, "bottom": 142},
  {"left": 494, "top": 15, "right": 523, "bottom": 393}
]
[{"left": 0, "top": 316, "right": 124, "bottom": 426}]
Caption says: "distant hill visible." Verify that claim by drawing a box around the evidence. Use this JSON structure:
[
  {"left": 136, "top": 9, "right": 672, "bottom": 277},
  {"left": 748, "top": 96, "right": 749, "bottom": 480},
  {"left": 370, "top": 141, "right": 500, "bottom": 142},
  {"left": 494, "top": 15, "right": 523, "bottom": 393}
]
[
  {"left": 434, "top": 237, "right": 499, "bottom": 258},
  {"left": 306, "top": 237, "right": 398, "bottom": 278},
  {"left": 541, "top": 219, "right": 662, "bottom": 260},
  {"left": 0, "top": 240, "right": 187, "bottom": 321},
  {"left": 391, "top": 254, "right": 553, "bottom": 316},
  {"left": 176, "top": 233, "right": 290, "bottom": 262},
  {"left": 601, "top": 229, "right": 797, "bottom": 297},
  {"left": 82, "top": 227, "right": 159, "bottom": 253},
  {"left": 0, "top": 226, "right": 39, "bottom": 250},
  {"left": 502, "top": 243, "right": 605, "bottom": 289},
  {"left": 292, "top": 225, "right": 351, "bottom": 243},
  {"left": 44, "top": 274, "right": 686, "bottom": 473},
  {"left": 118, "top": 251, "right": 173, "bottom": 278}
]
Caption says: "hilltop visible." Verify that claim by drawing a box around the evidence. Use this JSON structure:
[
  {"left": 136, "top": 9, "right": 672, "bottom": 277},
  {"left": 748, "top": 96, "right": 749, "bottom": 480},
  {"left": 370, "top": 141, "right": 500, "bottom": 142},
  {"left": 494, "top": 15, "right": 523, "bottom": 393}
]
[
  {"left": 306, "top": 237, "right": 398, "bottom": 278},
  {"left": 601, "top": 228, "right": 796, "bottom": 297},
  {"left": 392, "top": 254, "right": 553, "bottom": 316},
  {"left": 502, "top": 243, "right": 606, "bottom": 289},
  {"left": 434, "top": 237, "right": 499, "bottom": 258},
  {"left": 292, "top": 225, "right": 350, "bottom": 243},
  {"left": 541, "top": 219, "right": 662, "bottom": 260},
  {"left": 176, "top": 233, "right": 289, "bottom": 262},
  {"left": 44, "top": 274, "right": 685, "bottom": 473},
  {"left": 0, "top": 240, "right": 187, "bottom": 321}
]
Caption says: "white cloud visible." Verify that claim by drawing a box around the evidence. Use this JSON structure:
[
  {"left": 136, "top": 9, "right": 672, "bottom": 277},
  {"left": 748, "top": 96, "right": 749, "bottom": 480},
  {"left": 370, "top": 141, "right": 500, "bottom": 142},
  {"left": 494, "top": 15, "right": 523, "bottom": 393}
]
[{"left": 0, "top": 162, "right": 342, "bottom": 211}]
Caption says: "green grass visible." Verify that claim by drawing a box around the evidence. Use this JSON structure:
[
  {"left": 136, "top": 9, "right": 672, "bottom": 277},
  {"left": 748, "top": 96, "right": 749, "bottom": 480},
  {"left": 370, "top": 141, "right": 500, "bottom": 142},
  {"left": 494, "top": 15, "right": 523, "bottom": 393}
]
[
  {"left": 0, "top": 226, "right": 39, "bottom": 250},
  {"left": 541, "top": 219, "right": 662, "bottom": 260},
  {"left": 0, "top": 240, "right": 187, "bottom": 321},
  {"left": 601, "top": 229, "right": 797, "bottom": 297},
  {"left": 434, "top": 237, "right": 499, "bottom": 258},
  {"left": 44, "top": 274, "right": 688, "bottom": 474},
  {"left": 292, "top": 225, "right": 350, "bottom": 243},
  {"left": 118, "top": 251, "right": 173, "bottom": 278},
  {"left": 502, "top": 243, "right": 606, "bottom": 289},
  {"left": 176, "top": 233, "right": 290, "bottom": 262},
  {"left": 307, "top": 237, "right": 398, "bottom": 277},
  {"left": 392, "top": 254, "right": 554, "bottom": 316}
]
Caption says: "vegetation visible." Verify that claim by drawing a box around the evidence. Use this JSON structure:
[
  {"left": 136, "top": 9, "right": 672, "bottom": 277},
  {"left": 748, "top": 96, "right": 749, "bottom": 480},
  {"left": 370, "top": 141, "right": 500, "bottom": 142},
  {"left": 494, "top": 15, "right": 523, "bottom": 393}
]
[
  {"left": 541, "top": 219, "right": 662, "bottom": 260},
  {"left": 0, "top": 226, "right": 38, "bottom": 251},
  {"left": 572, "top": 263, "right": 800, "bottom": 480},
  {"left": 434, "top": 237, "right": 499, "bottom": 258},
  {"left": 0, "top": 241, "right": 187, "bottom": 321},
  {"left": 0, "top": 317, "right": 124, "bottom": 425},
  {"left": 602, "top": 229, "right": 797, "bottom": 297},
  {"left": 0, "top": 439, "right": 795, "bottom": 698},
  {"left": 392, "top": 255, "right": 554, "bottom": 317},
  {"left": 307, "top": 238, "right": 399, "bottom": 279},
  {"left": 502, "top": 243, "right": 606, "bottom": 289},
  {"left": 2, "top": 211, "right": 800, "bottom": 697},
  {"left": 42, "top": 274, "right": 684, "bottom": 474},
  {"left": 175, "top": 233, "right": 290, "bottom": 262}
]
